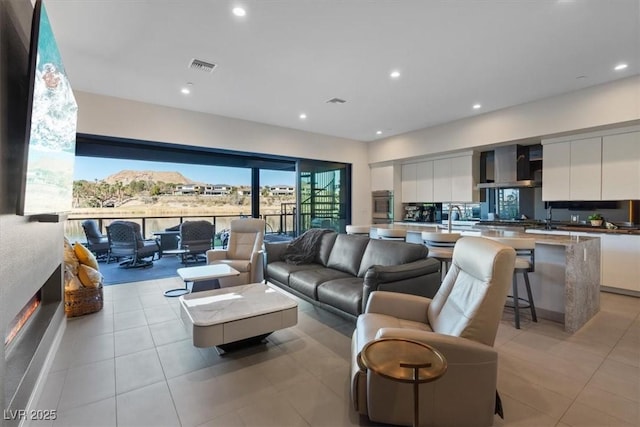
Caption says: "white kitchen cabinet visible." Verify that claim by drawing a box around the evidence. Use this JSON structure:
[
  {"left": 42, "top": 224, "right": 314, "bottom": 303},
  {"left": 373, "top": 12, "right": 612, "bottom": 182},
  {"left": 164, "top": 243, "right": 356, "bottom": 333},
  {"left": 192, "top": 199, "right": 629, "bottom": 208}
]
[
  {"left": 543, "top": 138, "right": 602, "bottom": 201},
  {"left": 534, "top": 229, "right": 640, "bottom": 295},
  {"left": 370, "top": 165, "right": 394, "bottom": 191},
  {"left": 415, "top": 161, "right": 434, "bottom": 202},
  {"left": 431, "top": 155, "right": 477, "bottom": 203},
  {"left": 542, "top": 142, "right": 571, "bottom": 201},
  {"left": 451, "top": 155, "right": 478, "bottom": 202},
  {"left": 432, "top": 158, "right": 452, "bottom": 202},
  {"left": 600, "top": 234, "right": 640, "bottom": 293},
  {"left": 569, "top": 137, "right": 602, "bottom": 200},
  {"left": 401, "top": 163, "right": 418, "bottom": 202},
  {"left": 602, "top": 131, "right": 640, "bottom": 200},
  {"left": 403, "top": 154, "right": 476, "bottom": 203}
]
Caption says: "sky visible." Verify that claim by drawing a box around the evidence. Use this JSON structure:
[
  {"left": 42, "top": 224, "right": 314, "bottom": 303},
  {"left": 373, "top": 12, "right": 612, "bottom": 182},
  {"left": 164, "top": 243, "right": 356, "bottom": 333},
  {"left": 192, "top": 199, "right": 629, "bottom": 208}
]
[{"left": 73, "top": 156, "right": 296, "bottom": 186}]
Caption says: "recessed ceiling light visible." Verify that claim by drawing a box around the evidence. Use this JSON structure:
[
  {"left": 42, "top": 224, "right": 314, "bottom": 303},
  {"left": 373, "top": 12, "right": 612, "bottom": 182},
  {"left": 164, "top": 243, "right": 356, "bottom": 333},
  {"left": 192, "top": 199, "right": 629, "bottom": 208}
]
[
  {"left": 390, "top": 70, "right": 401, "bottom": 79},
  {"left": 181, "top": 82, "right": 193, "bottom": 95},
  {"left": 299, "top": 113, "right": 307, "bottom": 120},
  {"left": 473, "top": 103, "right": 482, "bottom": 110},
  {"left": 614, "top": 63, "right": 628, "bottom": 71},
  {"left": 232, "top": 7, "right": 246, "bottom": 17},
  {"left": 376, "top": 130, "right": 382, "bottom": 135}
]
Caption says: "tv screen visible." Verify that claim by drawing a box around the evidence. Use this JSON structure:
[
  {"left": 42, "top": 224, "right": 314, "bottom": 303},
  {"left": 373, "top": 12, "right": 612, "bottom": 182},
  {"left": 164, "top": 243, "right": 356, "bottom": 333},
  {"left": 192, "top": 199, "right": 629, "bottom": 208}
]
[{"left": 18, "top": 0, "right": 77, "bottom": 216}]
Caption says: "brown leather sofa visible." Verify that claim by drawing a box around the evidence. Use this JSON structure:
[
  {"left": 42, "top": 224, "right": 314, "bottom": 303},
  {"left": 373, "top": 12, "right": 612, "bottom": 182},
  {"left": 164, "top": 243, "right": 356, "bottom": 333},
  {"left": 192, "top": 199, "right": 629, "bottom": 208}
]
[
  {"left": 264, "top": 231, "right": 441, "bottom": 320},
  {"left": 351, "top": 236, "right": 516, "bottom": 426}
]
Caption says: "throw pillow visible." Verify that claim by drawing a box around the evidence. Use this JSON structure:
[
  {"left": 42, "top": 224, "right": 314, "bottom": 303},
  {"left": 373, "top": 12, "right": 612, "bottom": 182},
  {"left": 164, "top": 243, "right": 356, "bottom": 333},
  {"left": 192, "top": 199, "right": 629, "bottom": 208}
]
[
  {"left": 77, "top": 264, "right": 103, "bottom": 288},
  {"left": 64, "top": 237, "right": 79, "bottom": 275},
  {"left": 64, "top": 269, "right": 83, "bottom": 291},
  {"left": 74, "top": 242, "right": 99, "bottom": 270}
]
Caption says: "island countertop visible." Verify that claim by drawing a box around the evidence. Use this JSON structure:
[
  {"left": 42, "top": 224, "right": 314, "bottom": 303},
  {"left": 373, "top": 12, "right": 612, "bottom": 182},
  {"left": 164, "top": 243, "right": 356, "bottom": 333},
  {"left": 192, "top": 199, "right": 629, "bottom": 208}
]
[
  {"left": 371, "top": 223, "right": 600, "bottom": 247},
  {"left": 369, "top": 223, "right": 601, "bottom": 333}
]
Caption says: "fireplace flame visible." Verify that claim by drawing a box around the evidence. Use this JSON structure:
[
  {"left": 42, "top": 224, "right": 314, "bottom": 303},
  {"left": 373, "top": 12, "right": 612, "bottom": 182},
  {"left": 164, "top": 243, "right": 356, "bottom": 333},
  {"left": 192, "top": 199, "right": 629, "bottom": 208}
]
[{"left": 5, "top": 292, "right": 41, "bottom": 346}]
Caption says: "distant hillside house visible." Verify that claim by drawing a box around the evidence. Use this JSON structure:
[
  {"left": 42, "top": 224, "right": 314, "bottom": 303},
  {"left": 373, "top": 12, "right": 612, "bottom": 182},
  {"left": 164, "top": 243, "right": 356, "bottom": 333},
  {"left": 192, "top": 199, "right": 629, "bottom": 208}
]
[
  {"left": 237, "top": 186, "right": 251, "bottom": 196},
  {"left": 203, "top": 184, "right": 232, "bottom": 196},
  {"left": 269, "top": 185, "right": 295, "bottom": 196},
  {"left": 174, "top": 184, "right": 204, "bottom": 195}
]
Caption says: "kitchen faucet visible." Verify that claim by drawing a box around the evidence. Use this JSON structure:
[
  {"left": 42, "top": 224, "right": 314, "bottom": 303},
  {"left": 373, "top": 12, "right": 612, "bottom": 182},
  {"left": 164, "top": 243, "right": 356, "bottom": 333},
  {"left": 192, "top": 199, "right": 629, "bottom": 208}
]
[
  {"left": 448, "top": 205, "right": 464, "bottom": 233},
  {"left": 545, "top": 205, "right": 553, "bottom": 230}
]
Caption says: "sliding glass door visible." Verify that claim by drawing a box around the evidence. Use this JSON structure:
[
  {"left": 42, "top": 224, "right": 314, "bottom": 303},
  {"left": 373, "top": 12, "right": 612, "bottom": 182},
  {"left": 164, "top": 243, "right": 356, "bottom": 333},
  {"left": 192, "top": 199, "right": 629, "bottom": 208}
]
[{"left": 296, "top": 159, "right": 351, "bottom": 235}]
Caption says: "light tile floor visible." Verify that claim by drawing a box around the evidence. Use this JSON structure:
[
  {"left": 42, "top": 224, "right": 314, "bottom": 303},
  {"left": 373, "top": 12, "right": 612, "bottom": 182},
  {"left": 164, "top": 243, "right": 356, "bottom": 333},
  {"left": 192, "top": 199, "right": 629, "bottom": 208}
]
[{"left": 31, "top": 277, "right": 639, "bottom": 426}]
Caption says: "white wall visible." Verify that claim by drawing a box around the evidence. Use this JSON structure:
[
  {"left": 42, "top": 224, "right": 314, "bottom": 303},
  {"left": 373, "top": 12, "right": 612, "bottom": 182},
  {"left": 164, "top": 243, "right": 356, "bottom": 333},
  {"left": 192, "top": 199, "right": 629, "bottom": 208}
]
[
  {"left": 74, "top": 91, "right": 372, "bottom": 225},
  {"left": 369, "top": 75, "right": 640, "bottom": 164}
]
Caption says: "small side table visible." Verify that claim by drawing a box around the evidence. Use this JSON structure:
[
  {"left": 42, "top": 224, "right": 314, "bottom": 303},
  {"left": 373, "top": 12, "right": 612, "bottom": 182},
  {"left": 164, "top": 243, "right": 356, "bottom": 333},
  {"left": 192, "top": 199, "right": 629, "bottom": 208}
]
[
  {"left": 164, "top": 264, "right": 240, "bottom": 297},
  {"left": 358, "top": 338, "right": 447, "bottom": 427}
]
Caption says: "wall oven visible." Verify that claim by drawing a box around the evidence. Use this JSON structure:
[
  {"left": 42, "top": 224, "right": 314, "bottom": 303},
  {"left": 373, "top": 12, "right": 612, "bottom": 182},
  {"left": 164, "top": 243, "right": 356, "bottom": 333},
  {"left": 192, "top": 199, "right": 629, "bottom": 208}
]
[{"left": 372, "top": 190, "right": 393, "bottom": 223}]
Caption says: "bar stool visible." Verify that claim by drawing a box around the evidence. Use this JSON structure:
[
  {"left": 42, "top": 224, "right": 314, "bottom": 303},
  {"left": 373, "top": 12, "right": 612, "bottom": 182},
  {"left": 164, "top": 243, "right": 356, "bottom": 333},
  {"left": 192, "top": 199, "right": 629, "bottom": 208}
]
[
  {"left": 346, "top": 225, "right": 371, "bottom": 236},
  {"left": 488, "top": 237, "right": 537, "bottom": 329},
  {"left": 376, "top": 228, "right": 407, "bottom": 241},
  {"left": 421, "top": 231, "right": 461, "bottom": 279}
]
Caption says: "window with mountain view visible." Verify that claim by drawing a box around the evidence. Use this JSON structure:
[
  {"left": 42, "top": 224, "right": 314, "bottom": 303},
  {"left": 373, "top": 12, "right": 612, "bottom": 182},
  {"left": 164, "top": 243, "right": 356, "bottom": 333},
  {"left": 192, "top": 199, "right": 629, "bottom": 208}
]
[{"left": 65, "top": 156, "right": 296, "bottom": 242}]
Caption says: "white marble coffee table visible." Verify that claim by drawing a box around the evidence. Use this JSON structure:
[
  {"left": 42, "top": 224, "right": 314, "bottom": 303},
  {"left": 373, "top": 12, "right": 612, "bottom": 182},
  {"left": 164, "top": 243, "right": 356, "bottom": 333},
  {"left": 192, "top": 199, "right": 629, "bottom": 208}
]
[
  {"left": 179, "top": 282, "right": 298, "bottom": 351},
  {"left": 164, "top": 264, "right": 240, "bottom": 297}
]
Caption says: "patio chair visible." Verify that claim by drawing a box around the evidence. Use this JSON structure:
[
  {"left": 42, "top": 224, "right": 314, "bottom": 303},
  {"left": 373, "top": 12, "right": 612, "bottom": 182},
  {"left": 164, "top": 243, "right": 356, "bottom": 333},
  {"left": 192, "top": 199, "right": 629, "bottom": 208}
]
[
  {"left": 81, "top": 219, "right": 110, "bottom": 260},
  {"left": 106, "top": 221, "right": 160, "bottom": 268},
  {"left": 179, "top": 220, "right": 214, "bottom": 264}
]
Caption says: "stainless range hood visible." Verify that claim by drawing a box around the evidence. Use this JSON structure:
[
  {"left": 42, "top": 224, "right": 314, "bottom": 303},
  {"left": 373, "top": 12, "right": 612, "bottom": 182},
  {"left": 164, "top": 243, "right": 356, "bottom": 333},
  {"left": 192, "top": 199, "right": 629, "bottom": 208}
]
[{"left": 477, "top": 144, "right": 541, "bottom": 189}]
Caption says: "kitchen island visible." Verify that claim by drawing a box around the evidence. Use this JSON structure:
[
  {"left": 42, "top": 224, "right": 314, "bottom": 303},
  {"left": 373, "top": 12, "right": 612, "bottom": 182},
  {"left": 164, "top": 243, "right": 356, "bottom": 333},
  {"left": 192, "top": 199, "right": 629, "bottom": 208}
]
[{"left": 370, "top": 223, "right": 600, "bottom": 333}]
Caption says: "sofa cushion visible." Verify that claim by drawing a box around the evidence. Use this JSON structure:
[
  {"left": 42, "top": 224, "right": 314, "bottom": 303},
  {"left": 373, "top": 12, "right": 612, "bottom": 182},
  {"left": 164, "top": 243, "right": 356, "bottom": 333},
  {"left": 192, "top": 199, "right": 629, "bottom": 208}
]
[
  {"left": 357, "top": 239, "right": 428, "bottom": 277},
  {"left": 326, "top": 234, "right": 369, "bottom": 276},
  {"left": 290, "top": 268, "right": 352, "bottom": 299},
  {"left": 317, "top": 277, "right": 366, "bottom": 316},
  {"left": 316, "top": 232, "right": 338, "bottom": 266},
  {"left": 267, "top": 261, "right": 319, "bottom": 286}
]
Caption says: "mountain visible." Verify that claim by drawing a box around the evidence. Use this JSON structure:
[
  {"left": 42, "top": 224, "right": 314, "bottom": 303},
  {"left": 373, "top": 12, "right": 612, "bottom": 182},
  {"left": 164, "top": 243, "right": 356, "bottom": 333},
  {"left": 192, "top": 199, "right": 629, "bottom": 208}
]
[{"left": 102, "top": 170, "right": 194, "bottom": 185}]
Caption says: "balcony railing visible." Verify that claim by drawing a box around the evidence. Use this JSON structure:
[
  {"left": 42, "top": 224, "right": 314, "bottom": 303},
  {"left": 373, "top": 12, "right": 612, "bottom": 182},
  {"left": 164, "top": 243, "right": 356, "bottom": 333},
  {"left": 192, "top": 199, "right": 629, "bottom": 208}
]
[{"left": 65, "top": 212, "right": 296, "bottom": 245}]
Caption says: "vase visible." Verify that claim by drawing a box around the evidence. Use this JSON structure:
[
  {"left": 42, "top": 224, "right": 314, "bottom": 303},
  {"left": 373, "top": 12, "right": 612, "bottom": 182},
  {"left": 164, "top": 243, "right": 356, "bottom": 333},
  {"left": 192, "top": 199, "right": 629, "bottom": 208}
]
[{"left": 590, "top": 219, "right": 603, "bottom": 227}]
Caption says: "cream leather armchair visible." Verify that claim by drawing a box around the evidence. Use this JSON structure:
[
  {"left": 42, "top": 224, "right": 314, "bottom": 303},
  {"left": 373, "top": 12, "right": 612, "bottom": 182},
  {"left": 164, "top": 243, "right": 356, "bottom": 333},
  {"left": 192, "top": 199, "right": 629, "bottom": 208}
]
[
  {"left": 206, "top": 218, "right": 265, "bottom": 287},
  {"left": 351, "top": 236, "right": 516, "bottom": 427}
]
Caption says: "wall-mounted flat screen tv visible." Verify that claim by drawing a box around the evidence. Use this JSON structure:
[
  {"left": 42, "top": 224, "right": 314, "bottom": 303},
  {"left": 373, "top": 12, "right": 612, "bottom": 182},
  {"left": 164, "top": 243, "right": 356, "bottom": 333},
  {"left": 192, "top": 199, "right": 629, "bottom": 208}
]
[{"left": 18, "top": 0, "right": 77, "bottom": 216}]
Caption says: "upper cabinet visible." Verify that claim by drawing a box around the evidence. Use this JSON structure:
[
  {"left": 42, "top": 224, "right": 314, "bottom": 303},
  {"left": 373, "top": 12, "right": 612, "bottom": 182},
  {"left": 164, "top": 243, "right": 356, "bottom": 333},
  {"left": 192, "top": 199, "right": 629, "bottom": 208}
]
[
  {"left": 601, "top": 131, "right": 640, "bottom": 200},
  {"left": 401, "top": 163, "right": 418, "bottom": 202},
  {"left": 542, "top": 141, "right": 570, "bottom": 201},
  {"left": 450, "top": 155, "right": 478, "bottom": 202},
  {"left": 569, "top": 137, "right": 602, "bottom": 201},
  {"left": 370, "top": 165, "right": 394, "bottom": 191},
  {"left": 416, "top": 161, "right": 434, "bottom": 202},
  {"left": 543, "top": 127, "right": 640, "bottom": 201},
  {"left": 401, "top": 161, "right": 434, "bottom": 202},
  {"left": 402, "top": 153, "right": 477, "bottom": 203}
]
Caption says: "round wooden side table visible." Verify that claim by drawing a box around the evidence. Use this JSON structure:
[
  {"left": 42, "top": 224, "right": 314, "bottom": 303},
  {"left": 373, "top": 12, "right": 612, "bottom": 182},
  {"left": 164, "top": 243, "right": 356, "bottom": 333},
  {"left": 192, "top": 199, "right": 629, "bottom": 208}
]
[{"left": 358, "top": 338, "right": 447, "bottom": 427}]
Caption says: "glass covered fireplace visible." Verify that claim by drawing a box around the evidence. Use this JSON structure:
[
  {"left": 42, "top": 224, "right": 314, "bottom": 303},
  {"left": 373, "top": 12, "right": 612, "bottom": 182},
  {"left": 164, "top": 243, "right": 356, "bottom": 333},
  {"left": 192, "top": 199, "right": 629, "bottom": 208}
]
[{"left": 4, "top": 265, "right": 64, "bottom": 425}]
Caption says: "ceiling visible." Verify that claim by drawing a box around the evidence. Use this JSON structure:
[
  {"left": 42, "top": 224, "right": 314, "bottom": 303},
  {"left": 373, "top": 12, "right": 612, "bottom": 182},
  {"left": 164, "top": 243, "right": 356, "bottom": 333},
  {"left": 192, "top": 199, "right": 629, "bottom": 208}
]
[{"left": 45, "top": 0, "right": 639, "bottom": 142}]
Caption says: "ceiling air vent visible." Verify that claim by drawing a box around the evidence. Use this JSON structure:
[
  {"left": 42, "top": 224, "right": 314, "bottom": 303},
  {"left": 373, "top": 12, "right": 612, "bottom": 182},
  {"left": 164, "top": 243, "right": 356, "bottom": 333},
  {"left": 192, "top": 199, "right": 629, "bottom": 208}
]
[
  {"left": 326, "top": 97, "right": 347, "bottom": 104},
  {"left": 188, "top": 59, "right": 217, "bottom": 73}
]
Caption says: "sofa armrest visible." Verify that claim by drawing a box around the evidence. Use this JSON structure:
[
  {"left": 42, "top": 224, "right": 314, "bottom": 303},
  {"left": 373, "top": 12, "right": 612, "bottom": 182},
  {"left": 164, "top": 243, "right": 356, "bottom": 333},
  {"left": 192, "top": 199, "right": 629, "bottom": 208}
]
[
  {"left": 364, "top": 291, "right": 431, "bottom": 323},
  {"left": 206, "top": 249, "right": 229, "bottom": 263},
  {"left": 374, "top": 327, "right": 498, "bottom": 364},
  {"left": 264, "top": 241, "right": 289, "bottom": 264}
]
